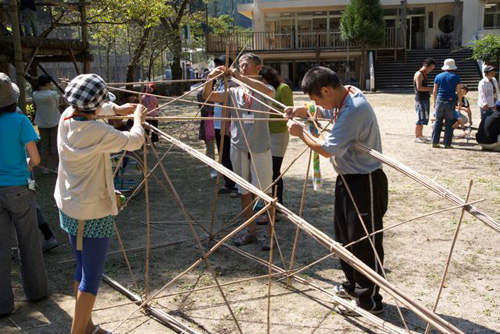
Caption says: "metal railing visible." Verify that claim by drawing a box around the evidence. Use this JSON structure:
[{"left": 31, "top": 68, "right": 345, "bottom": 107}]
[{"left": 207, "top": 28, "right": 403, "bottom": 53}]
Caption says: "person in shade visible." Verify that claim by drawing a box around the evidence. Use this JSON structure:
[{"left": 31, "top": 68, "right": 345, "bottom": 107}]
[
  {"left": 476, "top": 100, "right": 500, "bottom": 152},
  {"left": 413, "top": 58, "right": 436, "bottom": 143},
  {"left": 55, "top": 74, "right": 146, "bottom": 334},
  {"left": 259, "top": 66, "right": 293, "bottom": 206},
  {"left": 212, "top": 55, "right": 238, "bottom": 197},
  {"left": 286, "top": 66, "right": 387, "bottom": 316},
  {"left": 33, "top": 74, "right": 61, "bottom": 173},
  {"left": 141, "top": 83, "right": 160, "bottom": 145},
  {"left": 431, "top": 59, "right": 462, "bottom": 148},
  {"left": 0, "top": 72, "right": 48, "bottom": 316}
]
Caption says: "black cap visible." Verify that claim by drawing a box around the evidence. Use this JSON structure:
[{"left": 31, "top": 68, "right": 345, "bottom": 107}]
[
  {"left": 484, "top": 65, "right": 497, "bottom": 73},
  {"left": 214, "top": 55, "right": 233, "bottom": 66}
]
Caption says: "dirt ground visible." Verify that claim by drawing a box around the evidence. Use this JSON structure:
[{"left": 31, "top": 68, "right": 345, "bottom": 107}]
[{"left": 1, "top": 91, "right": 499, "bottom": 334}]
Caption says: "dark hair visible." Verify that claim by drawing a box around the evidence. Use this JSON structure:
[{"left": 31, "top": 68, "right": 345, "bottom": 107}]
[
  {"left": 259, "top": 66, "right": 280, "bottom": 89},
  {"left": 0, "top": 102, "right": 18, "bottom": 114},
  {"left": 461, "top": 84, "right": 468, "bottom": 92},
  {"left": 301, "top": 66, "right": 341, "bottom": 96},
  {"left": 37, "top": 74, "right": 52, "bottom": 87},
  {"left": 239, "top": 53, "right": 261, "bottom": 66},
  {"left": 423, "top": 58, "right": 436, "bottom": 67},
  {"left": 214, "top": 55, "right": 233, "bottom": 66}
]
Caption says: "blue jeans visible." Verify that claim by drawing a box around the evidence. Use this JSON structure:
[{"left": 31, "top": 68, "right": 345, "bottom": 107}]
[
  {"left": 0, "top": 186, "right": 47, "bottom": 314},
  {"left": 432, "top": 99, "right": 455, "bottom": 146}
]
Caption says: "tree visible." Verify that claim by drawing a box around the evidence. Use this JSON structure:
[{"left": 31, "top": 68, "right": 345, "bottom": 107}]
[
  {"left": 340, "top": 0, "right": 385, "bottom": 90},
  {"left": 468, "top": 33, "right": 500, "bottom": 72}
]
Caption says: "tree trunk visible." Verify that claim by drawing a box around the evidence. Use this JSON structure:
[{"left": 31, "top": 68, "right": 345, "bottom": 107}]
[
  {"left": 126, "top": 26, "right": 151, "bottom": 87},
  {"left": 148, "top": 50, "right": 155, "bottom": 81},
  {"left": 452, "top": 0, "right": 461, "bottom": 50},
  {"left": 105, "top": 47, "right": 110, "bottom": 82}
]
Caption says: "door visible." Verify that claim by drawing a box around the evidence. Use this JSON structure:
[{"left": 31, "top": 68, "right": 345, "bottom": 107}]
[{"left": 406, "top": 16, "right": 425, "bottom": 50}]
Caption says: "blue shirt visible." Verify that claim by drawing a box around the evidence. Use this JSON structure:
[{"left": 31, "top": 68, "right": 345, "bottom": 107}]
[
  {"left": 0, "top": 112, "right": 39, "bottom": 186},
  {"left": 320, "top": 88, "right": 383, "bottom": 174},
  {"left": 434, "top": 71, "right": 461, "bottom": 102}
]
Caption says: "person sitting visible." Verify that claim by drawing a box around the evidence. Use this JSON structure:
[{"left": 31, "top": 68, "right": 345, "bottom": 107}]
[
  {"left": 0, "top": 72, "right": 48, "bottom": 316},
  {"left": 452, "top": 84, "right": 472, "bottom": 138},
  {"left": 476, "top": 100, "right": 500, "bottom": 152}
]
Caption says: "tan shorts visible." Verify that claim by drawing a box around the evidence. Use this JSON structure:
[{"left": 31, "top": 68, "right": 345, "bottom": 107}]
[{"left": 230, "top": 147, "right": 272, "bottom": 195}]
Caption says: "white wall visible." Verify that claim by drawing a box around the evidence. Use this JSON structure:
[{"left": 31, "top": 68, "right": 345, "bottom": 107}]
[{"left": 462, "top": 0, "right": 485, "bottom": 45}]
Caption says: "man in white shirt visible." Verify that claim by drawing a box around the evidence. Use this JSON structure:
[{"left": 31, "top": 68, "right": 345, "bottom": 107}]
[
  {"left": 33, "top": 74, "right": 60, "bottom": 173},
  {"left": 478, "top": 65, "right": 498, "bottom": 120}
]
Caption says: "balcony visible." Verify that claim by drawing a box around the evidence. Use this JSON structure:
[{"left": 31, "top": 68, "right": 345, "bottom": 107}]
[{"left": 207, "top": 28, "right": 404, "bottom": 53}]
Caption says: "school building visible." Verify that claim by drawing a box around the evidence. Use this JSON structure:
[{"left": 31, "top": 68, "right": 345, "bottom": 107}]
[{"left": 207, "top": 0, "right": 499, "bottom": 90}]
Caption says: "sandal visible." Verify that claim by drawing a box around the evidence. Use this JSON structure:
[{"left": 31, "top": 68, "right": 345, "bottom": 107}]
[{"left": 233, "top": 230, "right": 258, "bottom": 246}]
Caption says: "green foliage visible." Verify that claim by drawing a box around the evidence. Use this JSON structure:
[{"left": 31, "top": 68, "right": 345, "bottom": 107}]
[
  {"left": 467, "top": 33, "right": 500, "bottom": 64},
  {"left": 340, "top": 0, "right": 385, "bottom": 46},
  {"left": 25, "top": 102, "right": 35, "bottom": 123}
]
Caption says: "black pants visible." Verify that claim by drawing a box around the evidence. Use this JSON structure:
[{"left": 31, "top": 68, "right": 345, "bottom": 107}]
[
  {"left": 334, "top": 169, "right": 388, "bottom": 311},
  {"left": 214, "top": 129, "right": 235, "bottom": 189},
  {"left": 272, "top": 156, "right": 284, "bottom": 204},
  {"left": 146, "top": 120, "right": 159, "bottom": 143}
]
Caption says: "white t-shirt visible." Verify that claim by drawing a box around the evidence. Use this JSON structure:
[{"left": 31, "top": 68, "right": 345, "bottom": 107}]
[{"left": 32, "top": 90, "right": 60, "bottom": 128}]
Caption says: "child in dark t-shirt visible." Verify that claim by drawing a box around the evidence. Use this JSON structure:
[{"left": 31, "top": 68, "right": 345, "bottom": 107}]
[{"left": 452, "top": 85, "right": 473, "bottom": 137}]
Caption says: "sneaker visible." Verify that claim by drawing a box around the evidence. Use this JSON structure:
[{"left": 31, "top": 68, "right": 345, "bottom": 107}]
[
  {"left": 414, "top": 137, "right": 427, "bottom": 143},
  {"left": 218, "top": 187, "right": 231, "bottom": 194},
  {"left": 261, "top": 235, "right": 271, "bottom": 251},
  {"left": 210, "top": 170, "right": 217, "bottom": 179},
  {"left": 230, "top": 188, "right": 239, "bottom": 198},
  {"left": 332, "top": 284, "right": 356, "bottom": 300},
  {"left": 334, "top": 299, "right": 384, "bottom": 317},
  {"left": 432, "top": 143, "right": 442, "bottom": 148},
  {"left": 42, "top": 237, "right": 59, "bottom": 253},
  {"left": 444, "top": 145, "right": 454, "bottom": 149},
  {"left": 233, "top": 230, "right": 258, "bottom": 246}
]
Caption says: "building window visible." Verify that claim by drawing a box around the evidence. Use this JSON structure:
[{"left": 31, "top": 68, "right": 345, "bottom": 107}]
[
  {"left": 438, "top": 15, "right": 454, "bottom": 34},
  {"left": 428, "top": 12, "right": 434, "bottom": 28},
  {"left": 484, "top": 1, "right": 500, "bottom": 28}
]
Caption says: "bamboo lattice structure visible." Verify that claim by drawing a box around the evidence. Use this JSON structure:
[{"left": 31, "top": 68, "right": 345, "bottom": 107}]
[{"left": 59, "top": 61, "right": 499, "bottom": 333}]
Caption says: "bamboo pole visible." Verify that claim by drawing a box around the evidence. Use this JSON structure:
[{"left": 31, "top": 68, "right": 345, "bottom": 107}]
[
  {"left": 102, "top": 274, "right": 200, "bottom": 334},
  {"left": 94, "top": 273, "right": 285, "bottom": 312},
  {"left": 352, "top": 143, "right": 500, "bottom": 233},
  {"left": 424, "top": 180, "right": 473, "bottom": 334},
  {"left": 288, "top": 198, "right": 486, "bottom": 278},
  {"left": 143, "top": 139, "right": 151, "bottom": 299},
  {"left": 141, "top": 138, "right": 244, "bottom": 334},
  {"left": 148, "top": 123, "right": 464, "bottom": 334},
  {"left": 110, "top": 203, "right": 271, "bottom": 333},
  {"left": 287, "top": 149, "right": 312, "bottom": 286},
  {"left": 222, "top": 243, "right": 406, "bottom": 334},
  {"left": 107, "top": 85, "right": 281, "bottom": 116},
  {"left": 100, "top": 115, "right": 290, "bottom": 122},
  {"left": 58, "top": 237, "right": 203, "bottom": 264}
]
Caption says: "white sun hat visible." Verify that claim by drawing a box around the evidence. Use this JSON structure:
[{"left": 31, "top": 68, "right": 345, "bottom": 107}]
[{"left": 441, "top": 58, "right": 458, "bottom": 71}]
